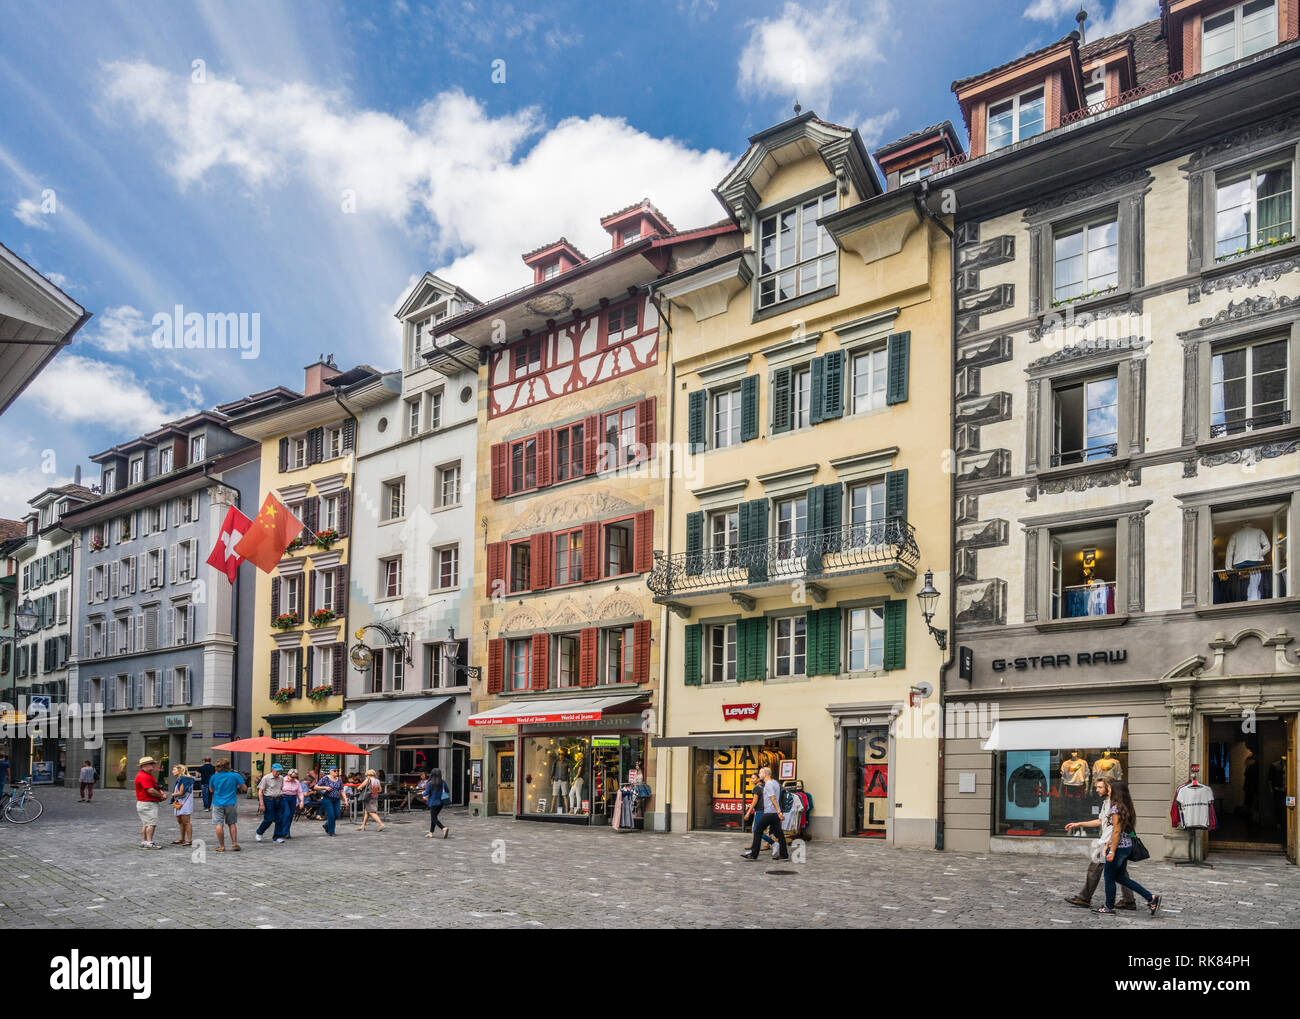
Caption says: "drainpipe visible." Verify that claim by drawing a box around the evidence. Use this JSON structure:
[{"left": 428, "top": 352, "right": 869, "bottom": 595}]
[
  {"left": 203, "top": 463, "right": 244, "bottom": 777},
  {"left": 333, "top": 387, "right": 362, "bottom": 767},
  {"left": 648, "top": 285, "right": 675, "bottom": 832},
  {"left": 917, "top": 185, "right": 956, "bottom": 852}
]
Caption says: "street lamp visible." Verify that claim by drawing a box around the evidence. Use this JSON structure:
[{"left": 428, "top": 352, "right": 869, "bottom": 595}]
[
  {"left": 915, "top": 570, "right": 948, "bottom": 651},
  {"left": 442, "top": 627, "right": 482, "bottom": 682},
  {"left": 6, "top": 597, "right": 39, "bottom": 770}
]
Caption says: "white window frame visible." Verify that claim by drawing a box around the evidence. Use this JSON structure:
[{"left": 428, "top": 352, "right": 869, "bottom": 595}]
[
  {"left": 433, "top": 544, "right": 459, "bottom": 590},
  {"left": 773, "top": 615, "right": 807, "bottom": 677},
  {"left": 851, "top": 345, "right": 888, "bottom": 414},
  {"left": 1052, "top": 216, "right": 1119, "bottom": 304},
  {"left": 380, "top": 556, "right": 403, "bottom": 599},
  {"left": 987, "top": 85, "right": 1045, "bottom": 152},
  {"left": 1214, "top": 159, "right": 1294, "bottom": 260},
  {"left": 190, "top": 434, "right": 205, "bottom": 462},
  {"left": 1202, "top": 0, "right": 1277, "bottom": 73},
  {"left": 706, "top": 622, "right": 737, "bottom": 684},
  {"left": 437, "top": 462, "right": 462, "bottom": 508},
  {"left": 712, "top": 387, "right": 742, "bottom": 449},
  {"left": 382, "top": 478, "right": 406, "bottom": 522},
  {"left": 407, "top": 398, "right": 421, "bottom": 436},
  {"left": 290, "top": 436, "right": 308, "bottom": 470},
  {"left": 846, "top": 605, "right": 885, "bottom": 672},
  {"left": 756, "top": 190, "right": 839, "bottom": 309}
]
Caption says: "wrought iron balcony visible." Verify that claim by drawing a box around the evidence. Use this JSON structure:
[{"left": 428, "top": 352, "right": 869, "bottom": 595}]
[
  {"left": 1049, "top": 443, "right": 1118, "bottom": 468},
  {"left": 647, "top": 518, "right": 920, "bottom": 600},
  {"left": 1209, "top": 410, "right": 1291, "bottom": 439}
]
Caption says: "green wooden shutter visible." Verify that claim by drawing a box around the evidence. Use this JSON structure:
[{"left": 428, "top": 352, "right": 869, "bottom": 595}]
[
  {"left": 883, "top": 599, "right": 907, "bottom": 671},
  {"left": 740, "top": 616, "right": 766, "bottom": 682},
  {"left": 822, "top": 481, "right": 843, "bottom": 553},
  {"left": 771, "top": 367, "right": 792, "bottom": 433},
  {"left": 806, "top": 485, "right": 825, "bottom": 573},
  {"left": 805, "top": 610, "right": 821, "bottom": 675},
  {"left": 822, "top": 350, "right": 844, "bottom": 420},
  {"left": 809, "top": 356, "right": 825, "bottom": 425},
  {"left": 886, "top": 331, "right": 911, "bottom": 405},
  {"left": 684, "top": 624, "right": 702, "bottom": 686},
  {"left": 745, "top": 498, "right": 769, "bottom": 582},
  {"left": 821, "top": 607, "right": 841, "bottom": 676},
  {"left": 685, "top": 511, "right": 704, "bottom": 576},
  {"left": 688, "top": 390, "right": 707, "bottom": 452},
  {"left": 740, "top": 375, "right": 759, "bottom": 441},
  {"left": 885, "top": 468, "right": 909, "bottom": 520}
]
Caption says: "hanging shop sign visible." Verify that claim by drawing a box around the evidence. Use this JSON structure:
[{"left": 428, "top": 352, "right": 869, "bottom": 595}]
[
  {"left": 991, "top": 650, "right": 1129, "bottom": 672},
  {"left": 722, "top": 703, "right": 760, "bottom": 721},
  {"left": 164, "top": 714, "right": 187, "bottom": 729}
]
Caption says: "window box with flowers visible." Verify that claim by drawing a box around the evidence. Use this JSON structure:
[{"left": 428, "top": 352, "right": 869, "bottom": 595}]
[
  {"left": 1050, "top": 284, "right": 1120, "bottom": 308},
  {"left": 307, "top": 685, "right": 333, "bottom": 703},
  {"left": 1214, "top": 234, "right": 1296, "bottom": 263},
  {"left": 272, "top": 612, "right": 301, "bottom": 631},
  {"left": 272, "top": 687, "right": 294, "bottom": 705},
  {"left": 310, "top": 609, "right": 336, "bottom": 628},
  {"left": 286, "top": 537, "right": 304, "bottom": 552},
  {"left": 90, "top": 536, "right": 105, "bottom": 552},
  {"left": 314, "top": 529, "right": 339, "bottom": 551}
]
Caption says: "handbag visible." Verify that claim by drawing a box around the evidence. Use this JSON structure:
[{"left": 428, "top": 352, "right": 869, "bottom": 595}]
[
  {"left": 1127, "top": 834, "right": 1150, "bottom": 862},
  {"left": 439, "top": 786, "right": 451, "bottom": 805}
]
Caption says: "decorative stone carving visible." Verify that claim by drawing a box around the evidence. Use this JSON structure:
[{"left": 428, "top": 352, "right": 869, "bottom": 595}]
[
  {"left": 1185, "top": 113, "right": 1300, "bottom": 171},
  {"left": 1190, "top": 256, "right": 1300, "bottom": 301},
  {"left": 955, "top": 366, "right": 980, "bottom": 400},
  {"left": 1197, "top": 292, "right": 1300, "bottom": 327},
  {"left": 1180, "top": 508, "right": 1198, "bottom": 608},
  {"left": 954, "top": 547, "right": 978, "bottom": 583},
  {"left": 954, "top": 579, "right": 1006, "bottom": 627},
  {"left": 955, "top": 392, "right": 1012, "bottom": 425},
  {"left": 1127, "top": 512, "right": 1145, "bottom": 614},
  {"left": 1182, "top": 458, "right": 1198, "bottom": 478},
  {"left": 1029, "top": 295, "right": 1143, "bottom": 342},
  {"left": 1022, "top": 167, "right": 1153, "bottom": 218},
  {"left": 1037, "top": 465, "right": 1141, "bottom": 495},
  {"left": 956, "top": 519, "right": 1008, "bottom": 549},
  {"left": 1199, "top": 438, "right": 1299, "bottom": 469},
  {"left": 594, "top": 592, "right": 641, "bottom": 621},
  {"left": 955, "top": 422, "right": 980, "bottom": 454},
  {"left": 514, "top": 378, "right": 643, "bottom": 432},
  {"left": 958, "top": 284, "right": 1014, "bottom": 315},
  {"left": 1023, "top": 527, "right": 1039, "bottom": 624},
  {"left": 1181, "top": 341, "right": 1199, "bottom": 447},
  {"left": 957, "top": 334, "right": 1013, "bottom": 368},
  {"left": 543, "top": 596, "right": 594, "bottom": 628},
  {"left": 501, "top": 605, "right": 543, "bottom": 633},
  {"left": 955, "top": 494, "right": 979, "bottom": 523},
  {"left": 957, "top": 235, "right": 1015, "bottom": 271},
  {"left": 512, "top": 491, "right": 638, "bottom": 533},
  {"left": 1026, "top": 335, "right": 1147, "bottom": 371},
  {"left": 956, "top": 449, "right": 1011, "bottom": 482}
]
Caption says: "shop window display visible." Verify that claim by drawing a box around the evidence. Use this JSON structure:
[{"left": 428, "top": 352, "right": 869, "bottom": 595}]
[
  {"left": 691, "top": 738, "right": 796, "bottom": 832},
  {"left": 1211, "top": 502, "right": 1288, "bottom": 604},
  {"left": 994, "top": 746, "right": 1128, "bottom": 836},
  {"left": 518, "top": 734, "right": 645, "bottom": 825}
]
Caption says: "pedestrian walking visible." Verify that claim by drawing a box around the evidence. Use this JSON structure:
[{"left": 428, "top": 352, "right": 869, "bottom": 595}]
[
  {"left": 169, "top": 764, "right": 195, "bottom": 846},
  {"left": 1095, "top": 780, "right": 1161, "bottom": 916},
  {"left": 743, "top": 771, "right": 775, "bottom": 852},
  {"left": 424, "top": 768, "right": 451, "bottom": 839},
  {"left": 78, "top": 760, "right": 96, "bottom": 802},
  {"left": 355, "top": 769, "right": 386, "bottom": 832},
  {"left": 741, "top": 767, "right": 789, "bottom": 862},
  {"left": 256, "top": 763, "right": 287, "bottom": 843},
  {"left": 1063, "top": 777, "right": 1135, "bottom": 910},
  {"left": 197, "top": 756, "right": 215, "bottom": 811},
  {"left": 0, "top": 751, "right": 9, "bottom": 800},
  {"left": 313, "top": 767, "right": 347, "bottom": 836},
  {"left": 134, "top": 756, "right": 168, "bottom": 849},
  {"left": 279, "top": 769, "right": 305, "bottom": 841},
  {"left": 208, "top": 758, "right": 247, "bottom": 852}
]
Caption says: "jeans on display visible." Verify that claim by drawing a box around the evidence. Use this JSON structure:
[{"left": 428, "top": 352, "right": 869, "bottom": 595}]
[
  {"left": 1103, "top": 845, "right": 1152, "bottom": 909},
  {"left": 320, "top": 796, "right": 340, "bottom": 835}
]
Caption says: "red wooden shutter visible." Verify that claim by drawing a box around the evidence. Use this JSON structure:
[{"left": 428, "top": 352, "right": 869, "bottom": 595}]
[
  {"left": 530, "top": 532, "right": 551, "bottom": 591},
  {"left": 581, "top": 522, "right": 601, "bottom": 582},
  {"left": 582, "top": 414, "right": 601, "bottom": 475},
  {"left": 579, "top": 628, "right": 598, "bottom": 687},
  {"left": 488, "top": 638, "right": 505, "bottom": 694},
  {"left": 636, "top": 397, "right": 656, "bottom": 462},
  {"left": 490, "top": 442, "right": 508, "bottom": 500},
  {"left": 531, "top": 632, "right": 549, "bottom": 691},
  {"left": 537, "top": 430, "right": 554, "bottom": 488},
  {"left": 486, "top": 541, "right": 506, "bottom": 598},
  {"left": 633, "top": 509, "right": 654, "bottom": 573},
  {"left": 632, "top": 619, "right": 651, "bottom": 684}
]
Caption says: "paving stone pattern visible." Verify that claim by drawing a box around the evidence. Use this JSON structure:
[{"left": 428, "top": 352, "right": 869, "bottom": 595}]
[{"left": 1, "top": 785, "right": 1296, "bottom": 928}]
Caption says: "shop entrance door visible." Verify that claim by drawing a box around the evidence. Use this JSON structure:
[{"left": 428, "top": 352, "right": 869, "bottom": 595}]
[
  {"left": 494, "top": 746, "right": 515, "bottom": 816},
  {"left": 843, "top": 726, "right": 890, "bottom": 838},
  {"left": 1287, "top": 715, "right": 1297, "bottom": 864},
  {"left": 1206, "top": 716, "right": 1288, "bottom": 854}
]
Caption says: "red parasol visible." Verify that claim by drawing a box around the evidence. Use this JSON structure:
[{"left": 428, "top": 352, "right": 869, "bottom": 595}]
[
  {"left": 278, "top": 736, "right": 376, "bottom": 756},
  {"left": 210, "top": 737, "right": 298, "bottom": 753}
]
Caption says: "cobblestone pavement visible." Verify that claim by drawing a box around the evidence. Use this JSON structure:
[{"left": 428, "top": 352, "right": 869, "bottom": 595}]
[{"left": 1, "top": 785, "right": 1297, "bottom": 929}]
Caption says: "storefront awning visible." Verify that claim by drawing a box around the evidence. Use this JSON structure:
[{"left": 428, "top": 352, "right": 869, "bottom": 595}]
[
  {"left": 467, "top": 693, "right": 645, "bottom": 727},
  {"left": 981, "top": 716, "right": 1126, "bottom": 752},
  {"left": 303, "top": 697, "right": 451, "bottom": 744},
  {"left": 654, "top": 730, "right": 798, "bottom": 749}
]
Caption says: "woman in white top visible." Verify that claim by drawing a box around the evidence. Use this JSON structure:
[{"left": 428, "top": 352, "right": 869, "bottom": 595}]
[
  {"left": 355, "top": 769, "right": 386, "bottom": 832},
  {"left": 169, "top": 764, "right": 195, "bottom": 847}
]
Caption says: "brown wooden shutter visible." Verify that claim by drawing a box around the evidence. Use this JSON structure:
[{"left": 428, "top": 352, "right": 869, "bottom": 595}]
[
  {"left": 302, "top": 497, "right": 318, "bottom": 535},
  {"left": 269, "top": 650, "right": 280, "bottom": 695},
  {"left": 487, "top": 637, "right": 505, "bottom": 694},
  {"left": 342, "top": 418, "right": 356, "bottom": 451},
  {"left": 633, "top": 510, "right": 654, "bottom": 573},
  {"left": 338, "top": 494, "right": 350, "bottom": 537},
  {"left": 529, "top": 532, "right": 550, "bottom": 591},
  {"left": 308, "top": 427, "right": 324, "bottom": 464},
  {"left": 173, "top": 436, "right": 187, "bottom": 469},
  {"left": 537, "top": 429, "right": 554, "bottom": 488},
  {"left": 334, "top": 566, "right": 348, "bottom": 617},
  {"left": 486, "top": 541, "right": 506, "bottom": 598},
  {"left": 632, "top": 619, "right": 651, "bottom": 684},
  {"left": 490, "top": 442, "right": 508, "bottom": 500},
  {"left": 278, "top": 438, "right": 289, "bottom": 473},
  {"left": 579, "top": 628, "right": 598, "bottom": 687},
  {"left": 332, "top": 643, "right": 344, "bottom": 694},
  {"left": 636, "top": 397, "right": 656, "bottom": 462},
  {"left": 270, "top": 577, "right": 281, "bottom": 622},
  {"left": 301, "top": 648, "right": 312, "bottom": 697},
  {"left": 581, "top": 522, "right": 601, "bottom": 582},
  {"left": 582, "top": 414, "right": 601, "bottom": 475},
  {"left": 531, "top": 632, "right": 549, "bottom": 691}
]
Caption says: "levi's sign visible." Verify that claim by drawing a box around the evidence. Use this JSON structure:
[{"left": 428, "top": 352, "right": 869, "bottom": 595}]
[
  {"left": 722, "top": 703, "right": 760, "bottom": 721},
  {"left": 991, "top": 650, "right": 1128, "bottom": 672}
]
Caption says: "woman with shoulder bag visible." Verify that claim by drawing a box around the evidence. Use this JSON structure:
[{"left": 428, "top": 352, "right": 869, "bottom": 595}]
[
  {"left": 355, "top": 769, "right": 386, "bottom": 832},
  {"left": 425, "top": 767, "right": 451, "bottom": 839},
  {"left": 1097, "top": 780, "right": 1161, "bottom": 916}
]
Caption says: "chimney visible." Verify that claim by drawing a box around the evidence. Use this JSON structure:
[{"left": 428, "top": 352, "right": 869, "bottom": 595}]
[
  {"left": 73, "top": 464, "right": 81, "bottom": 485},
  {"left": 304, "top": 354, "right": 341, "bottom": 396}
]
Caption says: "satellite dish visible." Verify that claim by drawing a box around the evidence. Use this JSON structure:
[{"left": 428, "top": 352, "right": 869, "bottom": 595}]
[{"left": 349, "top": 644, "right": 374, "bottom": 670}]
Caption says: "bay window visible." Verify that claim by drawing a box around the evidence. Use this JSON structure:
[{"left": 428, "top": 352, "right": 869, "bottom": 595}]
[{"left": 757, "top": 191, "right": 838, "bottom": 308}]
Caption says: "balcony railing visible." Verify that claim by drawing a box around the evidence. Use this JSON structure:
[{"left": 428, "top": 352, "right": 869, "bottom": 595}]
[
  {"left": 1049, "top": 442, "right": 1119, "bottom": 468},
  {"left": 647, "top": 518, "right": 919, "bottom": 598},
  {"left": 1061, "top": 72, "right": 1185, "bottom": 126},
  {"left": 1209, "top": 409, "right": 1291, "bottom": 439}
]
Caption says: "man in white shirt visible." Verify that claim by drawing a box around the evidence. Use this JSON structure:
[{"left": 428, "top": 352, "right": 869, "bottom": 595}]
[
  {"left": 741, "top": 766, "right": 790, "bottom": 862},
  {"left": 1063, "top": 778, "right": 1135, "bottom": 910}
]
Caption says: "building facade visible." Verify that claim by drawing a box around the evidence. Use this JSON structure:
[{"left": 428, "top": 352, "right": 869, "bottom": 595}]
[
  {"left": 648, "top": 113, "right": 954, "bottom": 847},
  {"left": 937, "top": 2, "right": 1300, "bottom": 861}
]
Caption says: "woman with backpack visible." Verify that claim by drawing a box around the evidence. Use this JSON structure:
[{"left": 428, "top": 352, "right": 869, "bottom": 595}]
[
  {"left": 1097, "top": 780, "right": 1161, "bottom": 916},
  {"left": 424, "top": 767, "right": 451, "bottom": 839}
]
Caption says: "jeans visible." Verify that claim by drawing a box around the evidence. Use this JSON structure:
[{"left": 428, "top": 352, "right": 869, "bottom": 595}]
[
  {"left": 281, "top": 799, "right": 297, "bottom": 839},
  {"left": 257, "top": 797, "right": 282, "bottom": 836},
  {"left": 201, "top": 785, "right": 213, "bottom": 810},
  {"left": 1104, "top": 844, "right": 1153, "bottom": 908},
  {"left": 320, "top": 796, "right": 340, "bottom": 835},
  {"left": 429, "top": 805, "right": 446, "bottom": 833},
  {"left": 750, "top": 812, "right": 774, "bottom": 846},
  {"left": 748, "top": 812, "right": 788, "bottom": 859}
]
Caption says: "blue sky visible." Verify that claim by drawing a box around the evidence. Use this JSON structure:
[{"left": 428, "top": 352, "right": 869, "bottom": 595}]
[{"left": 0, "top": 0, "right": 1158, "bottom": 517}]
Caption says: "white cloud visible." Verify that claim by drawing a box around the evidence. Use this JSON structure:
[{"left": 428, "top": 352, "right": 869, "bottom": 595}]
[
  {"left": 1023, "top": 0, "right": 1077, "bottom": 20},
  {"left": 87, "top": 305, "right": 150, "bottom": 353},
  {"left": 0, "top": 466, "right": 73, "bottom": 520},
  {"left": 854, "top": 109, "right": 901, "bottom": 149},
  {"left": 737, "top": 0, "right": 892, "bottom": 113},
  {"left": 100, "top": 62, "right": 736, "bottom": 299},
  {"left": 23, "top": 354, "right": 201, "bottom": 433},
  {"left": 1023, "top": 0, "right": 1160, "bottom": 39},
  {"left": 12, "top": 197, "right": 51, "bottom": 230}
]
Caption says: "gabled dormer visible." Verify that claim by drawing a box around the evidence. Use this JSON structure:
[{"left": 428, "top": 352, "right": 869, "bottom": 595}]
[
  {"left": 521, "top": 238, "right": 588, "bottom": 285},
  {"left": 874, "top": 122, "right": 965, "bottom": 190},
  {"left": 1164, "top": 0, "right": 1295, "bottom": 77},
  {"left": 395, "top": 273, "right": 480, "bottom": 374},
  {"left": 600, "top": 199, "right": 676, "bottom": 249}
]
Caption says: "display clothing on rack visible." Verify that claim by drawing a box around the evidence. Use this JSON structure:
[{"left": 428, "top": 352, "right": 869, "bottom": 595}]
[
  {"left": 1171, "top": 781, "right": 1216, "bottom": 829},
  {"left": 568, "top": 777, "right": 584, "bottom": 812},
  {"left": 1064, "top": 584, "right": 1115, "bottom": 617},
  {"left": 1061, "top": 756, "right": 1090, "bottom": 787},
  {"left": 1224, "top": 526, "right": 1271, "bottom": 569},
  {"left": 1007, "top": 763, "right": 1047, "bottom": 808},
  {"left": 1092, "top": 755, "right": 1123, "bottom": 783}
]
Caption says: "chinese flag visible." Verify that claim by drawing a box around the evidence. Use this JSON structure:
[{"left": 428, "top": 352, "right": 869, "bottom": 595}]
[
  {"left": 233, "top": 494, "right": 303, "bottom": 574},
  {"left": 206, "top": 506, "right": 254, "bottom": 583}
]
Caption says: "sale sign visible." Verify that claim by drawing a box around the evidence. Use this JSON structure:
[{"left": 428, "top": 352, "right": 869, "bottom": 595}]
[{"left": 722, "top": 703, "right": 760, "bottom": 721}]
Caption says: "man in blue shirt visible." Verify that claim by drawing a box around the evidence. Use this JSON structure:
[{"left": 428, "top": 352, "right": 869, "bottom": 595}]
[
  {"left": 196, "top": 757, "right": 216, "bottom": 811},
  {"left": 741, "top": 766, "right": 789, "bottom": 862},
  {"left": 207, "top": 758, "right": 247, "bottom": 852}
]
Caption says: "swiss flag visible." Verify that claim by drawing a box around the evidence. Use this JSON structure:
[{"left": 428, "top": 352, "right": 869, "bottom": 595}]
[
  {"left": 234, "top": 494, "right": 304, "bottom": 574},
  {"left": 207, "top": 506, "right": 254, "bottom": 584}
]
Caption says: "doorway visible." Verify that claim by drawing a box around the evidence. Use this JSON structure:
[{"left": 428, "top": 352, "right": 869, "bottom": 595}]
[
  {"left": 490, "top": 743, "right": 515, "bottom": 816},
  {"left": 843, "top": 726, "right": 890, "bottom": 838},
  {"left": 1205, "top": 715, "right": 1291, "bottom": 854}
]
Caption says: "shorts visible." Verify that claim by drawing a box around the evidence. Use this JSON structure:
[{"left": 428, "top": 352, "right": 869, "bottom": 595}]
[
  {"left": 213, "top": 803, "right": 239, "bottom": 827},
  {"left": 136, "top": 801, "right": 159, "bottom": 826}
]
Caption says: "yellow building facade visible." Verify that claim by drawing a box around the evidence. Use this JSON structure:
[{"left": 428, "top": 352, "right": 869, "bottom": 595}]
[{"left": 649, "top": 114, "right": 953, "bottom": 846}]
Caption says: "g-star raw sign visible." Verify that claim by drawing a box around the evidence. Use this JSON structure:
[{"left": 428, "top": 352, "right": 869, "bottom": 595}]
[
  {"left": 722, "top": 703, "right": 759, "bottom": 721},
  {"left": 991, "top": 650, "right": 1128, "bottom": 672}
]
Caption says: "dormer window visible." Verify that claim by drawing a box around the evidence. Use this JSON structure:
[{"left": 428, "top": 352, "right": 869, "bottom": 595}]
[
  {"left": 542, "top": 262, "right": 559, "bottom": 281},
  {"left": 987, "top": 86, "right": 1045, "bottom": 152},
  {"left": 159, "top": 446, "right": 172, "bottom": 473},
  {"left": 1203, "top": 0, "right": 1276, "bottom": 72},
  {"left": 102, "top": 470, "right": 116, "bottom": 494},
  {"left": 898, "top": 164, "right": 933, "bottom": 185},
  {"left": 189, "top": 434, "right": 205, "bottom": 462},
  {"left": 622, "top": 227, "right": 640, "bottom": 245},
  {"left": 757, "top": 191, "right": 838, "bottom": 309},
  {"left": 129, "top": 457, "right": 143, "bottom": 485},
  {"left": 1083, "top": 76, "right": 1106, "bottom": 108}
]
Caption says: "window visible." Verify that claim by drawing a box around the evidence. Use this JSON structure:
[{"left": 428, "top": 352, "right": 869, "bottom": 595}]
[
  {"left": 712, "top": 388, "right": 742, "bottom": 449},
  {"left": 898, "top": 164, "right": 933, "bottom": 185},
  {"left": 407, "top": 399, "right": 421, "bottom": 436},
  {"left": 509, "top": 541, "right": 531, "bottom": 593},
  {"left": 1050, "top": 527, "right": 1117, "bottom": 620},
  {"left": 290, "top": 437, "right": 307, "bottom": 470},
  {"left": 433, "top": 545, "right": 459, "bottom": 590},
  {"left": 1052, "top": 375, "right": 1119, "bottom": 465},
  {"left": 381, "top": 557, "right": 402, "bottom": 599},
  {"left": 1053, "top": 217, "right": 1118, "bottom": 303},
  {"left": 173, "top": 602, "right": 192, "bottom": 645},
  {"left": 847, "top": 606, "right": 885, "bottom": 671},
  {"left": 554, "top": 529, "right": 583, "bottom": 585},
  {"left": 318, "top": 568, "right": 336, "bottom": 613},
  {"left": 851, "top": 346, "right": 887, "bottom": 413},
  {"left": 1083, "top": 77, "right": 1106, "bottom": 108},
  {"left": 758, "top": 191, "right": 838, "bottom": 308},
  {"left": 709, "top": 510, "right": 739, "bottom": 569},
  {"left": 774, "top": 616, "right": 807, "bottom": 676},
  {"left": 604, "top": 520, "right": 633, "bottom": 577},
  {"left": 776, "top": 496, "right": 808, "bottom": 559},
  {"left": 314, "top": 647, "right": 334, "bottom": 692},
  {"left": 1215, "top": 162, "right": 1293, "bottom": 259},
  {"left": 139, "top": 670, "right": 158, "bottom": 708},
  {"left": 555, "top": 634, "right": 579, "bottom": 688},
  {"left": 601, "top": 406, "right": 638, "bottom": 470},
  {"left": 321, "top": 495, "right": 339, "bottom": 531},
  {"left": 115, "top": 674, "right": 129, "bottom": 709},
  {"left": 159, "top": 447, "right": 173, "bottom": 473},
  {"left": 849, "top": 481, "right": 885, "bottom": 544},
  {"left": 1211, "top": 338, "right": 1289, "bottom": 435},
  {"left": 987, "top": 86, "right": 1045, "bottom": 152},
  {"left": 129, "top": 457, "right": 143, "bottom": 485},
  {"left": 555, "top": 423, "right": 584, "bottom": 481},
  {"left": 604, "top": 627, "right": 634, "bottom": 685},
  {"left": 382, "top": 478, "right": 406, "bottom": 521},
  {"left": 542, "top": 263, "right": 559, "bottom": 281},
  {"left": 707, "top": 622, "right": 737, "bottom": 683},
  {"left": 510, "top": 437, "right": 537, "bottom": 493},
  {"left": 117, "top": 514, "right": 133, "bottom": 543},
  {"left": 327, "top": 427, "right": 343, "bottom": 458},
  {"left": 428, "top": 390, "right": 444, "bottom": 430},
  {"left": 282, "top": 574, "right": 301, "bottom": 616},
  {"left": 793, "top": 367, "right": 812, "bottom": 429},
  {"left": 508, "top": 638, "right": 532, "bottom": 691},
  {"left": 425, "top": 641, "right": 466, "bottom": 689},
  {"left": 1203, "top": 0, "right": 1276, "bottom": 72},
  {"left": 176, "top": 539, "right": 196, "bottom": 581},
  {"left": 437, "top": 462, "right": 461, "bottom": 507},
  {"left": 621, "top": 227, "right": 640, "bottom": 245},
  {"left": 179, "top": 493, "right": 198, "bottom": 523},
  {"left": 146, "top": 549, "right": 162, "bottom": 589},
  {"left": 1211, "top": 502, "right": 1288, "bottom": 603},
  {"left": 606, "top": 302, "right": 639, "bottom": 344},
  {"left": 512, "top": 338, "right": 543, "bottom": 379},
  {"left": 113, "top": 612, "right": 131, "bottom": 654},
  {"left": 147, "top": 506, "right": 163, "bottom": 534}
]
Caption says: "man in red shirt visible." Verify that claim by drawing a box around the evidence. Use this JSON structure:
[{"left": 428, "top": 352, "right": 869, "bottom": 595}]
[{"left": 135, "top": 757, "right": 167, "bottom": 849}]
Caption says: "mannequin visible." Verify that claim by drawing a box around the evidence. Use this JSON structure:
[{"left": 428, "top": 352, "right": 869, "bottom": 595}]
[
  {"left": 1224, "top": 524, "right": 1272, "bottom": 601},
  {"left": 1092, "top": 750, "right": 1123, "bottom": 783},
  {"left": 550, "top": 748, "right": 571, "bottom": 814},
  {"left": 1061, "top": 751, "right": 1090, "bottom": 822}
]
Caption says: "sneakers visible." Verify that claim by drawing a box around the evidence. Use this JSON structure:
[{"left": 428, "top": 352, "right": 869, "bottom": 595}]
[
  {"left": 274, "top": 838, "right": 285, "bottom": 844},
  {"left": 442, "top": 827, "right": 450, "bottom": 839},
  {"left": 255, "top": 833, "right": 263, "bottom": 842},
  {"left": 141, "top": 843, "right": 163, "bottom": 850},
  {"left": 1148, "top": 894, "right": 1162, "bottom": 917}
]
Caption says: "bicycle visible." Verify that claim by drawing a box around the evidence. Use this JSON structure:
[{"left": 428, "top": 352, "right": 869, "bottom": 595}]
[{"left": 1, "top": 780, "right": 45, "bottom": 823}]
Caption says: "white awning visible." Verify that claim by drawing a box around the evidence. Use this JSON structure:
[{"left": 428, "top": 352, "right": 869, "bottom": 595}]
[
  {"left": 981, "top": 715, "right": 1126, "bottom": 752},
  {"left": 304, "top": 697, "right": 451, "bottom": 744},
  {"left": 467, "top": 693, "right": 645, "bottom": 727},
  {"left": 654, "top": 730, "right": 798, "bottom": 749}
]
